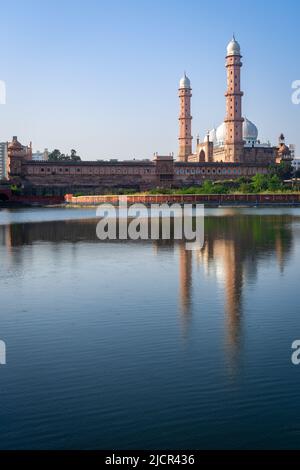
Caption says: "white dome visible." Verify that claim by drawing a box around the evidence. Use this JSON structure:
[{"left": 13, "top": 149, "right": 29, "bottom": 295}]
[
  {"left": 215, "top": 118, "right": 258, "bottom": 146},
  {"left": 227, "top": 36, "right": 241, "bottom": 56},
  {"left": 179, "top": 73, "right": 191, "bottom": 89},
  {"left": 216, "top": 122, "right": 226, "bottom": 143},
  {"left": 243, "top": 117, "right": 258, "bottom": 142}
]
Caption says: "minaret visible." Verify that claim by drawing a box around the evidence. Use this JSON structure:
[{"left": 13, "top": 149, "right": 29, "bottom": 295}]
[
  {"left": 224, "top": 36, "right": 244, "bottom": 162},
  {"left": 178, "top": 73, "right": 192, "bottom": 162}
]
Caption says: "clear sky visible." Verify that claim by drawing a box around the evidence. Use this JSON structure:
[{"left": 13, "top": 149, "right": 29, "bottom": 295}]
[{"left": 0, "top": 0, "right": 299, "bottom": 160}]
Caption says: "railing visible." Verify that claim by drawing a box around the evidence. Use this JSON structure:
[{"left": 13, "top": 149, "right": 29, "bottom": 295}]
[{"left": 65, "top": 193, "right": 300, "bottom": 205}]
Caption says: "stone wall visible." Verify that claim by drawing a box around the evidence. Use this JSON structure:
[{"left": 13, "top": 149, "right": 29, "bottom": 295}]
[{"left": 9, "top": 156, "right": 272, "bottom": 195}]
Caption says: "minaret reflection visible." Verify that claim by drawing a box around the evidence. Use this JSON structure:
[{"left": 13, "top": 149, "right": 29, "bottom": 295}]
[
  {"left": 178, "top": 214, "right": 293, "bottom": 374},
  {"left": 0, "top": 224, "right": 13, "bottom": 259},
  {"left": 218, "top": 240, "right": 243, "bottom": 373},
  {"left": 196, "top": 238, "right": 243, "bottom": 373},
  {"left": 177, "top": 237, "right": 243, "bottom": 349},
  {"left": 179, "top": 243, "right": 192, "bottom": 314},
  {"left": 3, "top": 225, "right": 12, "bottom": 252},
  {"left": 178, "top": 243, "right": 193, "bottom": 336},
  {"left": 275, "top": 232, "right": 285, "bottom": 274}
]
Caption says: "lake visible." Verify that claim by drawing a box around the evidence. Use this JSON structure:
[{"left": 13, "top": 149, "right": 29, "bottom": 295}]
[{"left": 0, "top": 207, "right": 299, "bottom": 449}]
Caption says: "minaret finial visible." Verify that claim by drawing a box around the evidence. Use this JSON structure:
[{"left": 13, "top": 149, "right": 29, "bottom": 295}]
[{"left": 233, "top": 33, "right": 235, "bottom": 41}]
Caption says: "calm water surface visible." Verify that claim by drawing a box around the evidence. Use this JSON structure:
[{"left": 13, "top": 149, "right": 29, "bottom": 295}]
[{"left": 0, "top": 206, "right": 300, "bottom": 449}]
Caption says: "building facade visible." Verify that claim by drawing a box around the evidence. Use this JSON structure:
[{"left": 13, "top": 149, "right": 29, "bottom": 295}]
[
  {"left": 0, "top": 142, "right": 8, "bottom": 180},
  {"left": 7, "top": 136, "right": 32, "bottom": 177},
  {"left": 9, "top": 154, "right": 271, "bottom": 196},
  {"left": 292, "top": 156, "right": 300, "bottom": 173}
]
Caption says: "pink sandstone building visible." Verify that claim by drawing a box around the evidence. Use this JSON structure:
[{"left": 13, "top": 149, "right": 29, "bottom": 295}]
[
  {"left": 8, "top": 37, "right": 292, "bottom": 196},
  {"left": 179, "top": 36, "right": 292, "bottom": 165}
]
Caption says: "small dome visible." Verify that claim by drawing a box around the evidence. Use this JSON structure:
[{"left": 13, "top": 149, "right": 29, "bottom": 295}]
[
  {"left": 179, "top": 73, "right": 191, "bottom": 89},
  {"left": 204, "top": 128, "right": 217, "bottom": 143},
  {"left": 243, "top": 117, "right": 258, "bottom": 142},
  {"left": 227, "top": 36, "right": 241, "bottom": 56}
]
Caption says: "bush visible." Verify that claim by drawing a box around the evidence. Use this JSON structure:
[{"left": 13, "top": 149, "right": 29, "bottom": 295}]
[
  {"left": 267, "top": 175, "right": 282, "bottom": 191},
  {"left": 251, "top": 174, "right": 268, "bottom": 192},
  {"left": 239, "top": 182, "right": 253, "bottom": 193}
]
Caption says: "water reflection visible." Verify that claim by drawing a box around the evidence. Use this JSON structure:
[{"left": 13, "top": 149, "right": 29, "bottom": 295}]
[
  {"left": 198, "top": 215, "right": 292, "bottom": 372},
  {"left": 1, "top": 210, "right": 299, "bottom": 449},
  {"left": 0, "top": 213, "right": 294, "bottom": 372}
]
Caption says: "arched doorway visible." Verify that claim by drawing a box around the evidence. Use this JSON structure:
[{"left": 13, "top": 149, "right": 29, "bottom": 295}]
[{"left": 199, "top": 150, "right": 205, "bottom": 162}]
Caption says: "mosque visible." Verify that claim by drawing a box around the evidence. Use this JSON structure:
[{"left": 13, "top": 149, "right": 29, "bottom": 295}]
[
  {"left": 6, "top": 36, "right": 293, "bottom": 196},
  {"left": 178, "top": 36, "right": 292, "bottom": 165}
]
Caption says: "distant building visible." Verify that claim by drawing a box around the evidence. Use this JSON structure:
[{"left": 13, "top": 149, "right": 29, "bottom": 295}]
[
  {"left": 289, "top": 144, "right": 296, "bottom": 160},
  {"left": 8, "top": 156, "right": 272, "bottom": 196},
  {"left": 32, "top": 149, "right": 49, "bottom": 161},
  {"left": 7, "top": 136, "right": 32, "bottom": 176},
  {"left": 292, "top": 158, "right": 300, "bottom": 173},
  {"left": 7, "top": 136, "right": 32, "bottom": 160},
  {"left": 0, "top": 142, "right": 8, "bottom": 180}
]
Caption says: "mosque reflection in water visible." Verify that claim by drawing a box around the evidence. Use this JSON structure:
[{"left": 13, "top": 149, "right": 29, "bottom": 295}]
[{"left": 0, "top": 210, "right": 293, "bottom": 368}]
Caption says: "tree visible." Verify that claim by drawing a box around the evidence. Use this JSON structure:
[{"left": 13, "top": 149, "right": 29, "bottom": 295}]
[
  {"left": 239, "top": 182, "right": 252, "bottom": 193},
  {"left": 267, "top": 174, "right": 281, "bottom": 191},
  {"left": 48, "top": 149, "right": 63, "bottom": 161},
  {"left": 270, "top": 161, "right": 293, "bottom": 180},
  {"left": 70, "top": 149, "right": 81, "bottom": 162},
  {"left": 48, "top": 149, "right": 81, "bottom": 162},
  {"left": 200, "top": 180, "right": 214, "bottom": 194},
  {"left": 251, "top": 174, "right": 268, "bottom": 193}
]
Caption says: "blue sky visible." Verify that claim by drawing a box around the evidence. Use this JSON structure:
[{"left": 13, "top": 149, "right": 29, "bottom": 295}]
[{"left": 0, "top": 0, "right": 299, "bottom": 159}]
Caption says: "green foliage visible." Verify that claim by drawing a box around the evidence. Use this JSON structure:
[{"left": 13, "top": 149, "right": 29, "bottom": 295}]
[
  {"left": 137, "top": 173, "right": 291, "bottom": 196},
  {"left": 10, "top": 184, "right": 21, "bottom": 194},
  {"left": 69, "top": 166, "right": 299, "bottom": 197},
  {"left": 239, "top": 182, "right": 252, "bottom": 193},
  {"left": 48, "top": 149, "right": 61, "bottom": 161},
  {"left": 251, "top": 174, "right": 268, "bottom": 192},
  {"left": 267, "top": 174, "right": 282, "bottom": 191},
  {"left": 200, "top": 181, "right": 214, "bottom": 194},
  {"left": 270, "top": 161, "right": 293, "bottom": 180},
  {"left": 149, "top": 188, "right": 173, "bottom": 194},
  {"left": 48, "top": 149, "right": 82, "bottom": 162}
]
